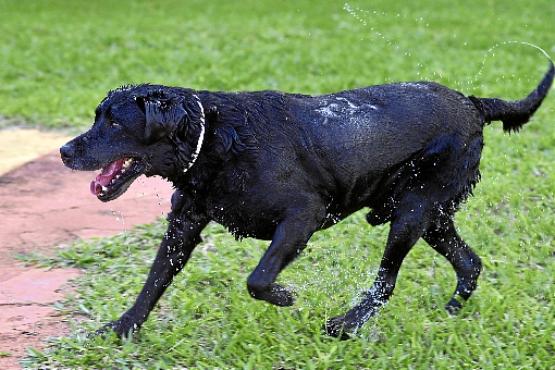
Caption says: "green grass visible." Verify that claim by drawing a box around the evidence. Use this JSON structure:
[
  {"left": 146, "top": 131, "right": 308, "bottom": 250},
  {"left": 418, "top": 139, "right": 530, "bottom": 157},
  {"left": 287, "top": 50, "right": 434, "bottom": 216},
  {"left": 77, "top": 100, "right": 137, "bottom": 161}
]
[
  {"left": 2, "top": 0, "right": 554, "bottom": 368},
  {"left": 0, "top": 0, "right": 554, "bottom": 128}
]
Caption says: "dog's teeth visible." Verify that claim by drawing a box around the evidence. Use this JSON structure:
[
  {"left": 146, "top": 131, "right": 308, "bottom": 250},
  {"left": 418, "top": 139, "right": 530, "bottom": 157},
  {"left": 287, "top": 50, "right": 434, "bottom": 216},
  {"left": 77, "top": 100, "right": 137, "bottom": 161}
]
[
  {"left": 123, "top": 158, "right": 133, "bottom": 169},
  {"left": 101, "top": 186, "right": 107, "bottom": 192}
]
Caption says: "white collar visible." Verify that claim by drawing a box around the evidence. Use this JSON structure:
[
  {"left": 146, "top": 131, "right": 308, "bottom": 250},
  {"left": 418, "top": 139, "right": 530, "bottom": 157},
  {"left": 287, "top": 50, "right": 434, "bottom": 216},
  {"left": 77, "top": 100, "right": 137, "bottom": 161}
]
[{"left": 183, "top": 94, "right": 206, "bottom": 173}]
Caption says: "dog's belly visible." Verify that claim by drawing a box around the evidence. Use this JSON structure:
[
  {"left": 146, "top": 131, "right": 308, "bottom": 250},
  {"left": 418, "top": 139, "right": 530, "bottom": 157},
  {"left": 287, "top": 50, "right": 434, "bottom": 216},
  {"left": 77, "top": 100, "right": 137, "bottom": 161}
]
[
  {"left": 214, "top": 215, "right": 278, "bottom": 240},
  {"left": 210, "top": 204, "right": 361, "bottom": 240},
  {"left": 206, "top": 188, "right": 375, "bottom": 240},
  {"left": 204, "top": 164, "right": 388, "bottom": 239},
  {"left": 207, "top": 199, "right": 280, "bottom": 240}
]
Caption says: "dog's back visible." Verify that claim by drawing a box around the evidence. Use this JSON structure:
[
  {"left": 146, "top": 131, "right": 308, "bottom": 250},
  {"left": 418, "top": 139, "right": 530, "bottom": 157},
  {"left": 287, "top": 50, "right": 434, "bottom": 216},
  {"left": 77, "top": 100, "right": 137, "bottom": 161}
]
[{"left": 289, "top": 82, "right": 480, "bottom": 170}]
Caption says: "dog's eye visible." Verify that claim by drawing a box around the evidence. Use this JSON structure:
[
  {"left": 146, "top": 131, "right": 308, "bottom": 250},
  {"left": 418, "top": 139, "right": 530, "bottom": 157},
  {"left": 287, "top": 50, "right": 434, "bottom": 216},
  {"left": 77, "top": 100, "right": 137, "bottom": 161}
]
[{"left": 109, "top": 118, "right": 121, "bottom": 128}]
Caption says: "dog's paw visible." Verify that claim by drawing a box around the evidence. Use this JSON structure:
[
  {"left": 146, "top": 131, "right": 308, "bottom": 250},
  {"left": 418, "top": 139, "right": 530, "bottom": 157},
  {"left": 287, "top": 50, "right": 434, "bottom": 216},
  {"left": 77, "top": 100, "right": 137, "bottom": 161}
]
[
  {"left": 248, "top": 282, "right": 296, "bottom": 306},
  {"left": 324, "top": 316, "right": 354, "bottom": 340},
  {"left": 93, "top": 315, "right": 140, "bottom": 339},
  {"left": 268, "top": 284, "right": 297, "bottom": 307},
  {"left": 445, "top": 297, "right": 463, "bottom": 315}
]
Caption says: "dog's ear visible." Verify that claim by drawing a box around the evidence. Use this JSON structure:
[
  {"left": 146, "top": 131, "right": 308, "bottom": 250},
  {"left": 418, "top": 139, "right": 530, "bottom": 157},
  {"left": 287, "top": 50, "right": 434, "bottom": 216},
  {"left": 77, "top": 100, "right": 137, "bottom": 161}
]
[{"left": 136, "top": 96, "right": 188, "bottom": 143}]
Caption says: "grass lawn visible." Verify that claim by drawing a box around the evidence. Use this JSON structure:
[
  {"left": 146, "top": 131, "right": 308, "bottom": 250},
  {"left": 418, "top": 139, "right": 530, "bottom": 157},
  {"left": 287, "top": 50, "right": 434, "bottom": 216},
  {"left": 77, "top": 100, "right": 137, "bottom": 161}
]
[{"left": 2, "top": 0, "right": 554, "bottom": 368}]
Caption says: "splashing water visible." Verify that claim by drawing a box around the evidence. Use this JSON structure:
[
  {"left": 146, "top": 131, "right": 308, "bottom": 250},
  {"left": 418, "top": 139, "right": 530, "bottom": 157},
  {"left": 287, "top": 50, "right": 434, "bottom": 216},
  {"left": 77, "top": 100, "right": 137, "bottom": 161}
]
[
  {"left": 343, "top": 3, "right": 405, "bottom": 53},
  {"left": 343, "top": 2, "right": 430, "bottom": 80},
  {"left": 110, "top": 209, "right": 127, "bottom": 235},
  {"left": 343, "top": 2, "right": 553, "bottom": 90},
  {"left": 464, "top": 40, "right": 553, "bottom": 89}
]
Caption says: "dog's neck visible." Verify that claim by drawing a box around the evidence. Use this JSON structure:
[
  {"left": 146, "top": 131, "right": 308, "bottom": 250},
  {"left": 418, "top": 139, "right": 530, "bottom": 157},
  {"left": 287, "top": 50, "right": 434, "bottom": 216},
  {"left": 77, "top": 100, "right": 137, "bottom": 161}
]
[
  {"left": 166, "top": 91, "right": 258, "bottom": 190},
  {"left": 165, "top": 92, "right": 220, "bottom": 188},
  {"left": 180, "top": 93, "right": 206, "bottom": 174}
]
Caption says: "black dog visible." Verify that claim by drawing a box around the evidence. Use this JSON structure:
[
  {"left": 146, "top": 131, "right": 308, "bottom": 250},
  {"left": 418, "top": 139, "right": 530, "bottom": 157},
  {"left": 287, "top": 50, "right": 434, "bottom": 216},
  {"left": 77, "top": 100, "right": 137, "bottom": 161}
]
[{"left": 60, "top": 62, "right": 553, "bottom": 339}]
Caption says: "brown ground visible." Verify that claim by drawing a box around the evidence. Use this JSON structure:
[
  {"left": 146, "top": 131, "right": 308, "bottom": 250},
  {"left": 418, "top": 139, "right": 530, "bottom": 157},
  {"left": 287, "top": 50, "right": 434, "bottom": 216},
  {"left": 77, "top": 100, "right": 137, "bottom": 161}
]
[
  {"left": 0, "top": 128, "right": 71, "bottom": 174},
  {"left": 0, "top": 146, "right": 173, "bottom": 369}
]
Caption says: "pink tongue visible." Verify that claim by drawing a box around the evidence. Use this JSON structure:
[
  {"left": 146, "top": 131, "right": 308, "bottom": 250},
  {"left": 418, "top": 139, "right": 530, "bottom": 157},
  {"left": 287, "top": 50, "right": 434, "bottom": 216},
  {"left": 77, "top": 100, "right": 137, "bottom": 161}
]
[{"left": 90, "top": 159, "right": 125, "bottom": 196}]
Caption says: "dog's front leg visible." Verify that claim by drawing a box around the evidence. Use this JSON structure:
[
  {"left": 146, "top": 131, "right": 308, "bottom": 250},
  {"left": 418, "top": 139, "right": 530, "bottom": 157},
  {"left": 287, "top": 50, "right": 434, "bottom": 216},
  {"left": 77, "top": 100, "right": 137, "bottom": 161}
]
[
  {"left": 247, "top": 202, "right": 325, "bottom": 306},
  {"left": 98, "top": 198, "right": 208, "bottom": 338}
]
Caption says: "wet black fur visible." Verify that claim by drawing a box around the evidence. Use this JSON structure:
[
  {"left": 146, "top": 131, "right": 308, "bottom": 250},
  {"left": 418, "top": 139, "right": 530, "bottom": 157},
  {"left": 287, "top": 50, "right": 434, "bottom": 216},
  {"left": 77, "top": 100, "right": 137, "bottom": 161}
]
[{"left": 60, "top": 62, "right": 553, "bottom": 339}]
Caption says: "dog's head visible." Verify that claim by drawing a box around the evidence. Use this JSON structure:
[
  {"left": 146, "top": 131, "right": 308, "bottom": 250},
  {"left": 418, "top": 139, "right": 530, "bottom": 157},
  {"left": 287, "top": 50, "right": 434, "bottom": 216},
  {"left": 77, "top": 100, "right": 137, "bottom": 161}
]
[{"left": 60, "top": 85, "right": 206, "bottom": 202}]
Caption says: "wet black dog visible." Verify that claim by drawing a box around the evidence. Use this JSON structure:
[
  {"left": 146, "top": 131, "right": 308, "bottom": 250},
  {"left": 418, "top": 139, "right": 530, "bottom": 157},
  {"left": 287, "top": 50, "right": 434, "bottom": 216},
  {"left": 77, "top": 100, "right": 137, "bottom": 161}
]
[{"left": 61, "top": 63, "right": 553, "bottom": 339}]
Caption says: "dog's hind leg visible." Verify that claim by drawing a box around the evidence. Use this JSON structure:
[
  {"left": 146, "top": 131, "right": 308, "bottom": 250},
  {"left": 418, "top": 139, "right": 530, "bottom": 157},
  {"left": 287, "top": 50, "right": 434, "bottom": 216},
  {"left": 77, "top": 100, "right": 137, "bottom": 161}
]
[
  {"left": 325, "top": 193, "right": 432, "bottom": 339},
  {"left": 247, "top": 199, "right": 325, "bottom": 307},
  {"left": 423, "top": 214, "right": 482, "bottom": 314}
]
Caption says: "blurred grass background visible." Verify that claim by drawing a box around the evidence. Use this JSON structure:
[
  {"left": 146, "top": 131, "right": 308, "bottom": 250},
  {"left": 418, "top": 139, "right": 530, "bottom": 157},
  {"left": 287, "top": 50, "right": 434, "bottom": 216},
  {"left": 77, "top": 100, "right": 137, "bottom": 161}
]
[
  {"left": 0, "top": 0, "right": 553, "bottom": 128},
  {"left": 1, "top": 0, "right": 553, "bottom": 368}
]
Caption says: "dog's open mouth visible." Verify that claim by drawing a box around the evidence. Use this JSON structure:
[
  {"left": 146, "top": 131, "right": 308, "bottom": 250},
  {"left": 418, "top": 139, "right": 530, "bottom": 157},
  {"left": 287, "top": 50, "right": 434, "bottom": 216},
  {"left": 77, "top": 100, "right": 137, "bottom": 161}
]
[{"left": 90, "top": 158, "right": 145, "bottom": 201}]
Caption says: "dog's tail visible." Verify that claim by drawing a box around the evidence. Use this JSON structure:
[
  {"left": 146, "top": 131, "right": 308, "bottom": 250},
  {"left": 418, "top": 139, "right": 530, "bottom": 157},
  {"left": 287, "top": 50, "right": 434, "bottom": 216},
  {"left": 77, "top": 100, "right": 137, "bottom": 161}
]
[{"left": 468, "top": 61, "right": 554, "bottom": 132}]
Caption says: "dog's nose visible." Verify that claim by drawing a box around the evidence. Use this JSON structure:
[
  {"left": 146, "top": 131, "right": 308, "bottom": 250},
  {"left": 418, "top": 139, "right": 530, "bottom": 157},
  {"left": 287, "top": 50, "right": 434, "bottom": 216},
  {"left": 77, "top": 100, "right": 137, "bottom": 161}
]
[{"left": 60, "top": 143, "right": 75, "bottom": 164}]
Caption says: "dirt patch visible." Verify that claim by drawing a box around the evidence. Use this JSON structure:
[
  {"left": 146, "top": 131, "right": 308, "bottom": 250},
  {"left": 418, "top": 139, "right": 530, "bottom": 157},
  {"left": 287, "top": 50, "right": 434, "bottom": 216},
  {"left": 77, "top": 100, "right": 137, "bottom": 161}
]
[
  {"left": 0, "top": 268, "right": 80, "bottom": 369},
  {"left": 0, "top": 152, "right": 172, "bottom": 259},
  {"left": 0, "top": 144, "right": 173, "bottom": 368},
  {"left": 0, "top": 128, "right": 71, "bottom": 174}
]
